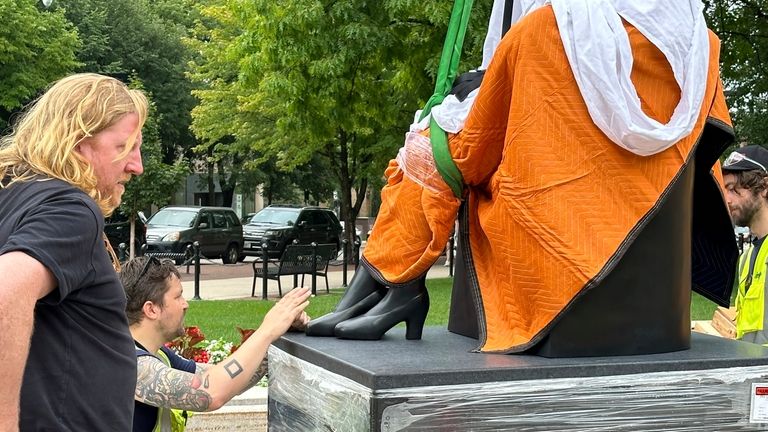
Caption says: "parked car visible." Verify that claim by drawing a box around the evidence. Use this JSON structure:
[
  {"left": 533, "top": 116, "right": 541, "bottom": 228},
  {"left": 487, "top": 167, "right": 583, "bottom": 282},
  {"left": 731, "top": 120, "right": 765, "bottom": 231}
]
[
  {"left": 241, "top": 213, "right": 257, "bottom": 224},
  {"left": 242, "top": 205, "right": 342, "bottom": 258},
  {"left": 144, "top": 206, "right": 243, "bottom": 264},
  {"left": 104, "top": 209, "right": 146, "bottom": 256}
]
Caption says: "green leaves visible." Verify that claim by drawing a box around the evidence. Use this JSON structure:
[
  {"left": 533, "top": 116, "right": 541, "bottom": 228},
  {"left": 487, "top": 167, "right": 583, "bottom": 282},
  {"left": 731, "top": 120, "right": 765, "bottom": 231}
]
[
  {"left": 705, "top": 0, "right": 768, "bottom": 147},
  {"left": 0, "top": 0, "right": 80, "bottom": 112},
  {"left": 186, "top": 0, "right": 491, "bottom": 229},
  {"left": 56, "top": 0, "right": 199, "bottom": 162},
  {"left": 121, "top": 77, "right": 188, "bottom": 218}
]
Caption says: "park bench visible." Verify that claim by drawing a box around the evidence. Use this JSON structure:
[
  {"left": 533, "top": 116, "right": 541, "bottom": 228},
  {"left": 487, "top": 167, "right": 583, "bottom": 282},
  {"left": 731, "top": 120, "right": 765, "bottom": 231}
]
[
  {"left": 299, "top": 243, "right": 337, "bottom": 293},
  {"left": 251, "top": 243, "right": 338, "bottom": 297}
]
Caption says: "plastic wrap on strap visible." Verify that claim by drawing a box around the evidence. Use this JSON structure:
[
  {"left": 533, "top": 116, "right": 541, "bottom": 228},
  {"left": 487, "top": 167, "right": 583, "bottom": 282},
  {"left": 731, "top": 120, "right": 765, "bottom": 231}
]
[
  {"left": 395, "top": 132, "right": 454, "bottom": 196},
  {"left": 268, "top": 346, "right": 371, "bottom": 431}
]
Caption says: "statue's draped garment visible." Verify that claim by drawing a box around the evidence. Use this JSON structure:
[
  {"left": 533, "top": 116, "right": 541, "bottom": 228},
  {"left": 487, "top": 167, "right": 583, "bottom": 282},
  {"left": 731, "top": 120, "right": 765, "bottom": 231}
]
[{"left": 363, "top": 6, "right": 734, "bottom": 352}]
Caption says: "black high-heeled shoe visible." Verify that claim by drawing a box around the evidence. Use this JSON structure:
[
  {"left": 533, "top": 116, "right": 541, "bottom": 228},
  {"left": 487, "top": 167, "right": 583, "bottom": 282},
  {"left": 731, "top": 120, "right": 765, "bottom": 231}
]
[
  {"left": 334, "top": 278, "right": 429, "bottom": 340},
  {"left": 305, "top": 267, "right": 385, "bottom": 337}
]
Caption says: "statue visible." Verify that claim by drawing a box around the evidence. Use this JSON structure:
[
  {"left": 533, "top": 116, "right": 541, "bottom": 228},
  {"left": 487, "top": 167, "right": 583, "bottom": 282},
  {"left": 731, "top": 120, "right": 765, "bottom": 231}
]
[{"left": 307, "top": 0, "right": 738, "bottom": 357}]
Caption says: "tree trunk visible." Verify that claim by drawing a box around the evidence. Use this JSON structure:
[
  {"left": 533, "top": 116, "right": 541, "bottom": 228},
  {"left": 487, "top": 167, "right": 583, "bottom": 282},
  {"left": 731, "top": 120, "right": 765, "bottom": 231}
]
[
  {"left": 207, "top": 146, "right": 216, "bottom": 206},
  {"left": 336, "top": 129, "right": 368, "bottom": 263},
  {"left": 216, "top": 159, "right": 236, "bottom": 207}
]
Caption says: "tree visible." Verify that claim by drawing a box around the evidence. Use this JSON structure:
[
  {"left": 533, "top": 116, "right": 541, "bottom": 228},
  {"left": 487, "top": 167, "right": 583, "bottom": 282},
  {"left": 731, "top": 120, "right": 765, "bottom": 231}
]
[
  {"left": 704, "top": 0, "right": 768, "bottom": 149},
  {"left": 54, "top": 0, "right": 199, "bottom": 163},
  {"left": 0, "top": 0, "right": 80, "bottom": 129},
  {"left": 120, "top": 78, "right": 188, "bottom": 258},
  {"left": 188, "top": 0, "right": 490, "bottom": 256},
  {"left": 186, "top": 1, "right": 266, "bottom": 210}
]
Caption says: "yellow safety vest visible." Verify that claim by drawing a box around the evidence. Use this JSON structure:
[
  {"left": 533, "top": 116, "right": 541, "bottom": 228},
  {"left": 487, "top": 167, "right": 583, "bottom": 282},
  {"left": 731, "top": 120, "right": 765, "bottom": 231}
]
[
  {"left": 735, "top": 242, "right": 768, "bottom": 341},
  {"left": 153, "top": 349, "right": 191, "bottom": 432}
]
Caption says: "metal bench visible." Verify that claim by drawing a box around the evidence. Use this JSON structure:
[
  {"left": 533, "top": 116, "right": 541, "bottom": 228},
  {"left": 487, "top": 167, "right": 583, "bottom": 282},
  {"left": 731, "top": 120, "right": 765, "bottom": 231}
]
[
  {"left": 299, "top": 243, "right": 338, "bottom": 294},
  {"left": 251, "top": 243, "right": 337, "bottom": 297}
]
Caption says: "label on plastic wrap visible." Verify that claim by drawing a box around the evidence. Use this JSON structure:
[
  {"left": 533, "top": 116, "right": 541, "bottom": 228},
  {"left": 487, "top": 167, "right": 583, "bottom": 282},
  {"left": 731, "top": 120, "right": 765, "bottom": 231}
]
[{"left": 749, "top": 383, "right": 768, "bottom": 423}]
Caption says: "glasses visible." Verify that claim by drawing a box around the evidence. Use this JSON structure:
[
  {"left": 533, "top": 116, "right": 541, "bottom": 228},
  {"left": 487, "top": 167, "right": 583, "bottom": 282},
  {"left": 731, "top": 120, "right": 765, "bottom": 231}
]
[
  {"left": 130, "top": 256, "right": 161, "bottom": 291},
  {"left": 724, "top": 151, "right": 768, "bottom": 173}
]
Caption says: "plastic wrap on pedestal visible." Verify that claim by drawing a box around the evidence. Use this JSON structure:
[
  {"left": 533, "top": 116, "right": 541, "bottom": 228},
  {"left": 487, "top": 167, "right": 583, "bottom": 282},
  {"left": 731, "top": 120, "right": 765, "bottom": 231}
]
[
  {"left": 375, "top": 366, "right": 768, "bottom": 431},
  {"left": 269, "top": 344, "right": 768, "bottom": 432},
  {"left": 268, "top": 346, "right": 371, "bottom": 431}
]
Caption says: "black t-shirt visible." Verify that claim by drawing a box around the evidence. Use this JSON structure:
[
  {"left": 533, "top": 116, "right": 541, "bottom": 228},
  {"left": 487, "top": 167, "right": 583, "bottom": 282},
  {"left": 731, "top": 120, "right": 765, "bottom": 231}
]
[
  {"left": 133, "top": 345, "right": 197, "bottom": 432},
  {"left": 0, "top": 178, "right": 135, "bottom": 431}
]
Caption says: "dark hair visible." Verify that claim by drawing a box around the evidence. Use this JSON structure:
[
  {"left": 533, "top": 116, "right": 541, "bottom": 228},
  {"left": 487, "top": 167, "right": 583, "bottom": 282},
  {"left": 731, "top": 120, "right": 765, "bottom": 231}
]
[
  {"left": 120, "top": 256, "right": 180, "bottom": 326},
  {"left": 729, "top": 170, "right": 768, "bottom": 197}
]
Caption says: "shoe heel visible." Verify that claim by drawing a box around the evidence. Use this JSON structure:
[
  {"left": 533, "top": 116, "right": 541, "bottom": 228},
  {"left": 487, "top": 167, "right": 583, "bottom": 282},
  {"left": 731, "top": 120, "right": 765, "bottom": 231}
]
[
  {"left": 405, "top": 293, "right": 429, "bottom": 340},
  {"left": 405, "top": 315, "right": 426, "bottom": 340}
]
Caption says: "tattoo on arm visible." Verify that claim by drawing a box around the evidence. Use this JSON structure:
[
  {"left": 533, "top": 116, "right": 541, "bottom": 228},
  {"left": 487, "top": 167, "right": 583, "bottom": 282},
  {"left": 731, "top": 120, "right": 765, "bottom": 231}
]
[
  {"left": 136, "top": 356, "right": 213, "bottom": 411},
  {"left": 245, "top": 358, "right": 269, "bottom": 390},
  {"left": 223, "top": 359, "right": 244, "bottom": 378}
]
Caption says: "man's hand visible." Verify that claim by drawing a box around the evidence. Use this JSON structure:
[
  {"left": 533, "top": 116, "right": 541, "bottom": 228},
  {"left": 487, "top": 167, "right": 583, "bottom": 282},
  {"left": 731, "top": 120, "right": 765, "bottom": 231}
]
[
  {"left": 259, "top": 287, "right": 311, "bottom": 341},
  {"left": 289, "top": 310, "right": 311, "bottom": 332}
]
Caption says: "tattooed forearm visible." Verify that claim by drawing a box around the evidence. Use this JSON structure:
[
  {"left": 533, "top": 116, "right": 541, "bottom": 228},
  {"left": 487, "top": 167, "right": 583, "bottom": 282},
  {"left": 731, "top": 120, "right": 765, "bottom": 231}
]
[
  {"left": 244, "top": 358, "right": 269, "bottom": 390},
  {"left": 136, "top": 357, "right": 213, "bottom": 411}
]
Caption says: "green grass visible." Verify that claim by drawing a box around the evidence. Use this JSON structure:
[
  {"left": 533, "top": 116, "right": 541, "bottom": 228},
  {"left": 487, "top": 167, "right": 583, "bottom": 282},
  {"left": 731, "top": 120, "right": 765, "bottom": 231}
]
[
  {"left": 185, "top": 278, "right": 724, "bottom": 342},
  {"left": 691, "top": 292, "right": 720, "bottom": 322}
]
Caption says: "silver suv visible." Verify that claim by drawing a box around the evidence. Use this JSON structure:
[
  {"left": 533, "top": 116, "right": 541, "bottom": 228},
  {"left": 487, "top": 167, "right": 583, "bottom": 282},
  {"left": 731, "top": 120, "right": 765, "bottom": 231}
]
[{"left": 145, "top": 206, "right": 244, "bottom": 264}]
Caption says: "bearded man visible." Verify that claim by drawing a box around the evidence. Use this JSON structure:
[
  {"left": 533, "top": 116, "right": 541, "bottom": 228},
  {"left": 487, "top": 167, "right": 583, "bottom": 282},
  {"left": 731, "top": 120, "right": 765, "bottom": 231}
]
[{"left": 723, "top": 145, "right": 768, "bottom": 345}]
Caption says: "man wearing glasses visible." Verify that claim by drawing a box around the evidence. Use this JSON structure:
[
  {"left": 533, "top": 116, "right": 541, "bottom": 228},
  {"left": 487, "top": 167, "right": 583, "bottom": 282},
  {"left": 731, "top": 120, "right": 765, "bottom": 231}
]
[
  {"left": 119, "top": 256, "right": 310, "bottom": 432},
  {"left": 723, "top": 145, "right": 768, "bottom": 345},
  {"left": 0, "top": 73, "right": 147, "bottom": 430}
]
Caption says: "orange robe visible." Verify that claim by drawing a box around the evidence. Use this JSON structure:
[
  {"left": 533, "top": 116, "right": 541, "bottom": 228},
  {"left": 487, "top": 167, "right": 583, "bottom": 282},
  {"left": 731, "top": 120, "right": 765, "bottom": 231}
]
[{"left": 364, "top": 6, "right": 734, "bottom": 352}]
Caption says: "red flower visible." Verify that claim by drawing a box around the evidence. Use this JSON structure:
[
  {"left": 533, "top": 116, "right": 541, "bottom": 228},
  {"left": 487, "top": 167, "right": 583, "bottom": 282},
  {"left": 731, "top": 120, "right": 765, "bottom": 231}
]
[{"left": 167, "top": 326, "right": 208, "bottom": 359}]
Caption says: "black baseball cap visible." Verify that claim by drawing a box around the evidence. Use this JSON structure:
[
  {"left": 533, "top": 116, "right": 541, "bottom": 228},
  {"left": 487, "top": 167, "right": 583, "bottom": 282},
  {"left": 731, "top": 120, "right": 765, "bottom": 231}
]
[{"left": 722, "top": 145, "right": 768, "bottom": 173}]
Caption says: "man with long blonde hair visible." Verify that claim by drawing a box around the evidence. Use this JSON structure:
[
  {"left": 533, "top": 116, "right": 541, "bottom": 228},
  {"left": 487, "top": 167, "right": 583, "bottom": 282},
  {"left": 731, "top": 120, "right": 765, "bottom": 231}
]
[{"left": 0, "top": 73, "right": 147, "bottom": 431}]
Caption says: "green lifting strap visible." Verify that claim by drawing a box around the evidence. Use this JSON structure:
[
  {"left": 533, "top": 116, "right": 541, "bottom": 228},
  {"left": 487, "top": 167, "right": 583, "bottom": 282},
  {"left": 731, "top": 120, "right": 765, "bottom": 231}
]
[
  {"left": 418, "top": 0, "right": 474, "bottom": 198},
  {"left": 430, "top": 117, "right": 464, "bottom": 198}
]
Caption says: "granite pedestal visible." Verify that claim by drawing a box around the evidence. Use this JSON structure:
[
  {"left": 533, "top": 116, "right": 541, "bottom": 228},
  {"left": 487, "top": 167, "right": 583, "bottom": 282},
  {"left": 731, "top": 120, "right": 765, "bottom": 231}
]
[{"left": 268, "top": 327, "right": 768, "bottom": 431}]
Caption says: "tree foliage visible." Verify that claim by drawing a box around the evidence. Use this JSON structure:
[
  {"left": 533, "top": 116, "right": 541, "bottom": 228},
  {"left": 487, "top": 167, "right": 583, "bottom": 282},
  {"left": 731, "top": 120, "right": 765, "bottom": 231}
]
[
  {"left": 188, "top": 0, "right": 490, "bottom": 250},
  {"left": 54, "top": 0, "right": 199, "bottom": 163},
  {"left": 120, "top": 77, "right": 188, "bottom": 256},
  {"left": 0, "top": 0, "right": 80, "bottom": 128},
  {"left": 704, "top": 0, "right": 768, "bottom": 148}
]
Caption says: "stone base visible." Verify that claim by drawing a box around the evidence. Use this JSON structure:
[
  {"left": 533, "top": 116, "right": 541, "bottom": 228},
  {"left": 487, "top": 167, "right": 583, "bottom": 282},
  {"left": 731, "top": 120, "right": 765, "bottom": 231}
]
[{"left": 269, "top": 327, "right": 768, "bottom": 431}]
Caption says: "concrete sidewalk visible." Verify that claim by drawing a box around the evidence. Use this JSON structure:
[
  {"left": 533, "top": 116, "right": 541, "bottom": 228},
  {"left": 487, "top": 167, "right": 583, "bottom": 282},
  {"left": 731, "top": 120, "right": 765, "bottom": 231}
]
[{"left": 181, "top": 261, "right": 454, "bottom": 301}]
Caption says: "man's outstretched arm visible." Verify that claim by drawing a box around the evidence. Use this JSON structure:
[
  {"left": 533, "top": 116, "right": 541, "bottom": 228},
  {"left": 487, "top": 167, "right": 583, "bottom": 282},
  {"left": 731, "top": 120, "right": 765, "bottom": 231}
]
[{"left": 135, "top": 287, "right": 310, "bottom": 412}]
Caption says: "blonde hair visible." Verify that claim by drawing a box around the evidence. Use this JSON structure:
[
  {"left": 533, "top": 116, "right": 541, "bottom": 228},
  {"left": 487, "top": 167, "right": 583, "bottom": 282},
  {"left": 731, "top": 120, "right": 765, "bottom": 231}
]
[{"left": 0, "top": 73, "right": 148, "bottom": 215}]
